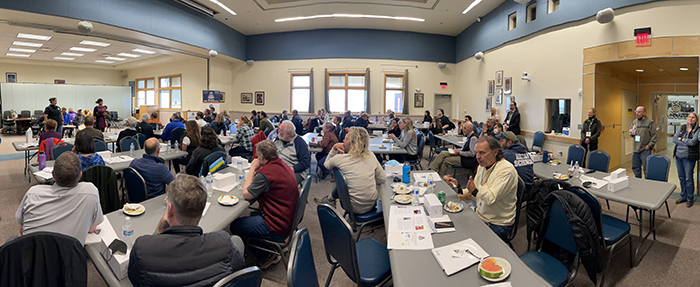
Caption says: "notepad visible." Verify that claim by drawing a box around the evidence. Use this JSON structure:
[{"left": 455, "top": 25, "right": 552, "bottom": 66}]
[{"left": 431, "top": 238, "right": 489, "bottom": 276}]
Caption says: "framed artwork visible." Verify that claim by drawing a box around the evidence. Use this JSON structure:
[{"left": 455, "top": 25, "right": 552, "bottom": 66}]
[
  {"left": 506, "top": 96, "right": 516, "bottom": 112},
  {"left": 414, "top": 93, "right": 424, "bottom": 108},
  {"left": 504, "top": 77, "right": 512, "bottom": 95},
  {"left": 6, "top": 72, "right": 17, "bottom": 83},
  {"left": 255, "top": 91, "right": 265, "bottom": 105},
  {"left": 488, "top": 80, "right": 495, "bottom": 96},
  {"left": 219, "top": 91, "right": 225, "bottom": 103},
  {"left": 241, "top": 93, "right": 252, "bottom": 104},
  {"left": 486, "top": 97, "right": 492, "bottom": 111},
  {"left": 496, "top": 89, "right": 503, "bottom": 104},
  {"left": 495, "top": 70, "right": 504, "bottom": 86},
  {"left": 54, "top": 79, "right": 65, "bottom": 84}
]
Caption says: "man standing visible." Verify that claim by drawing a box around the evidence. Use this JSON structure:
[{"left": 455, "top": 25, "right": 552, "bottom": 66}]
[
  {"left": 129, "top": 175, "right": 245, "bottom": 286},
  {"left": 429, "top": 122, "right": 478, "bottom": 177},
  {"left": 291, "top": 109, "right": 304, "bottom": 135},
  {"left": 129, "top": 138, "right": 175, "bottom": 198},
  {"left": 499, "top": 131, "right": 534, "bottom": 188},
  {"left": 629, "top": 106, "right": 658, "bottom": 178},
  {"left": 15, "top": 153, "right": 103, "bottom": 245},
  {"left": 44, "top": 97, "right": 63, "bottom": 135},
  {"left": 136, "top": 113, "right": 155, "bottom": 139},
  {"left": 161, "top": 114, "right": 185, "bottom": 142},
  {"left": 581, "top": 107, "right": 601, "bottom": 152},
  {"left": 274, "top": 121, "right": 311, "bottom": 183},
  {"left": 503, "top": 101, "right": 521, "bottom": 135},
  {"left": 229, "top": 141, "right": 298, "bottom": 268},
  {"left": 437, "top": 108, "right": 454, "bottom": 131},
  {"left": 76, "top": 116, "right": 104, "bottom": 139}
]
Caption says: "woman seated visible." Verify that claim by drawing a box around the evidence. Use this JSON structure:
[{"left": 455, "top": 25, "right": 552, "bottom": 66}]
[
  {"left": 388, "top": 118, "right": 418, "bottom": 162},
  {"left": 186, "top": 127, "right": 224, "bottom": 176},
  {"left": 208, "top": 113, "right": 228, "bottom": 136},
  {"left": 316, "top": 127, "right": 386, "bottom": 213},
  {"left": 39, "top": 119, "right": 62, "bottom": 144},
  {"left": 229, "top": 116, "right": 255, "bottom": 157},
  {"left": 388, "top": 117, "right": 402, "bottom": 138},
  {"left": 430, "top": 116, "right": 443, "bottom": 135},
  {"left": 73, "top": 132, "right": 105, "bottom": 171},
  {"left": 116, "top": 117, "right": 139, "bottom": 152},
  {"left": 316, "top": 122, "right": 338, "bottom": 179},
  {"left": 173, "top": 120, "right": 200, "bottom": 173}
]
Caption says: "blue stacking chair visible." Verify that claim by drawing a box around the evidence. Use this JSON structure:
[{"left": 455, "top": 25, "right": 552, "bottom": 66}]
[
  {"left": 568, "top": 186, "right": 632, "bottom": 287},
  {"left": 212, "top": 266, "right": 262, "bottom": 287},
  {"left": 119, "top": 137, "right": 140, "bottom": 153},
  {"left": 136, "top": 133, "right": 147, "bottom": 149},
  {"left": 627, "top": 154, "right": 672, "bottom": 221},
  {"left": 199, "top": 151, "right": 228, "bottom": 177},
  {"left": 332, "top": 168, "right": 384, "bottom": 241},
  {"left": 170, "top": 127, "right": 186, "bottom": 147},
  {"left": 317, "top": 203, "right": 391, "bottom": 287},
  {"left": 587, "top": 150, "right": 612, "bottom": 209},
  {"left": 287, "top": 228, "right": 319, "bottom": 287},
  {"left": 520, "top": 195, "right": 580, "bottom": 287},
  {"left": 407, "top": 132, "right": 424, "bottom": 170},
  {"left": 426, "top": 131, "right": 447, "bottom": 163},
  {"left": 93, "top": 138, "right": 107, "bottom": 152},
  {"left": 505, "top": 178, "right": 525, "bottom": 250},
  {"left": 566, "top": 144, "right": 586, "bottom": 165},
  {"left": 123, "top": 167, "right": 148, "bottom": 203},
  {"left": 532, "top": 131, "right": 545, "bottom": 152},
  {"left": 52, "top": 143, "right": 74, "bottom": 160}
]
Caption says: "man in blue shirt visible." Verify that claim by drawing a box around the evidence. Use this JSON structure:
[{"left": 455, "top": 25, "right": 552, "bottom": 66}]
[
  {"left": 161, "top": 114, "right": 185, "bottom": 142},
  {"left": 499, "top": 131, "right": 534, "bottom": 190},
  {"left": 129, "top": 138, "right": 175, "bottom": 197},
  {"left": 291, "top": 109, "right": 304, "bottom": 135}
]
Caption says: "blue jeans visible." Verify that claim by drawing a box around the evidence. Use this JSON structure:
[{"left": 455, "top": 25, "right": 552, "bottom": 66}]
[
  {"left": 676, "top": 157, "right": 696, "bottom": 201},
  {"left": 632, "top": 149, "right": 651, "bottom": 178},
  {"left": 317, "top": 153, "right": 330, "bottom": 177},
  {"left": 486, "top": 222, "right": 513, "bottom": 242},
  {"left": 229, "top": 215, "right": 286, "bottom": 259},
  {"left": 56, "top": 124, "right": 63, "bottom": 136}
]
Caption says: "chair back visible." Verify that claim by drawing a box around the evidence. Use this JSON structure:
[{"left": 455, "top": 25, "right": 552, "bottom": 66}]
[
  {"left": 427, "top": 131, "right": 437, "bottom": 150},
  {"left": 170, "top": 127, "right": 186, "bottom": 146},
  {"left": 119, "top": 137, "right": 140, "bottom": 152},
  {"left": 200, "top": 151, "right": 227, "bottom": 177},
  {"left": 20, "top": 110, "right": 30, "bottom": 118},
  {"left": 212, "top": 266, "right": 262, "bottom": 287},
  {"left": 287, "top": 228, "right": 319, "bottom": 287},
  {"left": 93, "top": 138, "right": 107, "bottom": 152},
  {"left": 506, "top": 177, "right": 525, "bottom": 243},
  {"left": 586, "top": 150, "right": 610, "bottom": 172},
  {"left": 332, "top": 168, "right": 358, "bottom": 226},
  {"left": 567, "top": 187, "right": 604, "bottom": 240},
  {"left": 290, "top": 176, "right": 312, "bottom": 233},
  {"left": 541, "top": 196, "right": 578, "bottom": 255},
  {"left": 646, "top": 154, "right": 671, "bottom": 182},
  {"left": 264, "top": 127, "right": 271, "bottom": 137},
  {"left": 123, "top": 167, "right": 149, "bottom": 203},
  {"left": 136, "top": 133, "right": 147, "bottom": 149},
  {"left": 566, "top": 144, "right": 586, "bottom": 165},
  {"left": 33, "top": 110, "right": 43, "bottom": 117},
  {"left": 532, "top": 131, "right": 545, "bottom": 151},
  {"left": 416, "top": 132, "right": 425, "bottom": 158},
  {"left": 0, "top": 232, "right": 87, "bottom": 287},
  {"left": 317, "top": 204, "right": 361, "bottom": 283},
  {"left": 81, "top": 165, "right": 121, "bottom": 213},
  {"left": 52, "top": 143, "right": 74, "bottom": 160}
]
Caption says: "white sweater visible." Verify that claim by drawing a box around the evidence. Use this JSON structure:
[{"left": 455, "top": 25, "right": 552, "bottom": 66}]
[{"left": 324, "top": 149, "right": 386, "bottom": 214}]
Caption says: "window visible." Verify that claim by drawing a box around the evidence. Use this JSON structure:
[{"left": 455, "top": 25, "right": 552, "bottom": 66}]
[
  {"left": 291, "top": 74, "right": 311, "bottom": 112},
  {"left": 546, "top": 99, "right": 571, "bottom": 133},
  {"left": 508, "top": 12, "right": 517, "bottom": 31},
  {"left": 527, "top": 3, "right": 537, "bottom": 22},
  {"left": 548, "top": 0, "right": 559, "bottom": 14},
  {"left": 135, "top": 78, "right": 155, "bottom": 107},
  {"left": 327, "top": 73, "right": 366, "bottom": 113},
  {"left": 384, "top": 74, "right": 404, "bottom": 114},
  {"left": 158, "top": 75, "right": 182, "bottom": 109}
]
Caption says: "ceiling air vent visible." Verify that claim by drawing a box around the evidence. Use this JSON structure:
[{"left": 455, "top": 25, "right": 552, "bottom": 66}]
[
  {"left": 38, "top": 47, "right": 54, "bottom": 52},
  {"left": 173, "top": 0, "right": 217, "bottom": 17}
]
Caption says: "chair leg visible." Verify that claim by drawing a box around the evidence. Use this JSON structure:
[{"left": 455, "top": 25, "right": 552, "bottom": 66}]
[
  {"left": 665, "top": 201, "right": 671, "bottom": 218},
  {"left": 625, "top": 205, "right": 630, "bottom": 222},
  {"left": 606, "top": 199, "right": 610, "bottom": 209},
  {"left": 324, "top": 263, "right": 338, "bottom": 287}
]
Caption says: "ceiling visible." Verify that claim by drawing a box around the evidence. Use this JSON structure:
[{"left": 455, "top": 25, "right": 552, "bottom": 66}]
[{"left": 599, "top": 57, "right": 699, "bottom": 78}]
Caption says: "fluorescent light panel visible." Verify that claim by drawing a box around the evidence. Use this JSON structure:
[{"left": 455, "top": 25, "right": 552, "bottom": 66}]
[
  {"left": 6, "top": 53, "right": 30, "bottom": 57},
  {"left": 53, "top": 57, "right": 75, "bottom": 60},
  {"left": 95, "top": 60, "right": 114, "bottom": 64},
  {"left": 209, "top": 0, "right": 236, "bottom": 15},
  {"left": 275, "top": 14, "right": 424, "bottom": 22},
  {"left": 9, "top": 48, "right": 36, "bottom": 53},
  {"left": 117, "top": 53, "right": 141, "bottom": 58},
  {"left": 12, "top": 41, "right": 43, "bottom": 47},
  {"left": 132, "top": 48, "right": 156, "bottom": 54},
  {"left": 462, "top": 0, "right": 483, "bottom": 14},
  {"left": 17, "top": 33, "right": 52, "bottom": 41},
  {"left": 79, "top": 40, "right": 111, "bottom": 47},
  {"left": 105, "top": 57, "right": 126, "bottom": 61},
  {"left": 70, "top": 47, "right": 97, "bottom": 52},
  {"left": 61, "top": 52, "right": 84, "bottom": 57}
]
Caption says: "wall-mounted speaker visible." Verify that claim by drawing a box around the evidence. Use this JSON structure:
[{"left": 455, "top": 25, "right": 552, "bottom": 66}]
[
  {"left": 597, "top": 8, "right": 614, "bottom": 24},
  {"left": 77, "top": 21, "right": 93, "bottom": 33},
  {"left": 246, "top": 60, "right": 255, "bottom": 66},
  {"left": 437, "top": 62, "right": 446, "bottom": 68}
]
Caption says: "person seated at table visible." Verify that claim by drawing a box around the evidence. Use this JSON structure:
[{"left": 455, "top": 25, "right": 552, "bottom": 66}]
[
  {"left": 388, "top": 117, "right": 402, "bottom": 138},
  {"left": 73, "top": 132, "right": 105, "bottom": 171},
  {"left": 423, "top": 110, "right": 432, "bottom": 123},
  {"left": 274, "top": 121, "right": 311, "bottom": 184},
  {"left": 259, "top": 111, "right": 274, "bottom": 134},
  {"left": 316, "top": 127, "right": 385, "bottom": 212},
  {"left": 148, "top": 112, "right": 162, "bottom": 128},
  {"left": 480, "top": 117, "right": 496, "bottom": 138},
  {"left": 355, "top": 113, "right": 370, "bottom": 130},
  {"left": 129, "top": 138, "right": 175, "bottom": 198},
  {"left": 136, "top": 113, "right": 154, "bottom": 139},
  {"left": 387, "top": 118, "right": 418, "bottom": 162},
  {"left": 493, "top": 123, "right": 504, "bottom": 137},
  {"left": 186, "top": 127, "right": 223, "bottom": 176},
  {"left": 429, "top": 122, "right": 478, "bottom": 177},
  {"left": 383, "top": 109, "right": 395, "bottom": 124},
  {"left": 229, "top": 116, "right": 254, "bottom": 157},
  {"left": 75, "top": 116, "right": 103, "bottom": 139},
  {"left": 332, "top": 116, "right": 343, "bottom": 139},
  {"left": 161, "top": 114, "right": 185, "bottom": 142},
  {"left": 341, "top": 110, "right": 354, "bottom": 129},
  {"left": 68, "top": 108, "right": 77, "bottom": 122},
  {"left": 39, "top": 119, "right": 62, "bottom": 145},
  {"left": 173, "top": 121, "right": 200, "bottom": 174},
  {"left": 208, "top": 113, "right": 228, "bottom": 136},
  {"left": 229, "top": 141, "right": 298, "bottom": 268},
  {"left": 290, "top": 109, "right": 304, "bottom": 135},
  {"left": 15, "top": 152, "right": 103, "bottom": 246},
  {"left": 316, "top": 122, "right": 339, "bottom": 179},
  {"left": 73, "top": 109, "right": 85, "bottom": 126},
  {"left": 129, "top": 174, "right": 245, "bottom": 286},
  {"left": 61, "top": 107, "right": 70, "bottom": 128},
  {"left": 194, "top": 111, "right": 206, "bottom": 128},
  {"left": 444, "top": 136, "right": 518, "bottom": 241},
  {"left": 309, "top": 109, "right": 325, "bottom": 133},
  {"left": 116, "top": 117, "right": 139, "bottom": 152},
  {"left": 437, "top": 108, "right": 454, "bottom": 131},
  {"left": 499, "top": 131, "right": 534, "bottom": 192},
  {"left": 280, "top": 110, "right": 289, "bottom": 121},
  {"left": 430, "top": 116, "right": 443, "bottom": 135},
  {"left": 203, "top": 109, "right": 213, "bottom": 123}
]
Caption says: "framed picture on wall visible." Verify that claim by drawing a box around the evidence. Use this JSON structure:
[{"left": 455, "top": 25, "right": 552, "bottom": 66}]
[
  {"left": 219, "top": 91, "right": 225, "bottom": 103},
  {"left": 255, "top": 91, "right": 265, "bottom": 105},
  {"left": 496, "top": 89, "right": 503, "bottom": 104},
  {"left": 6, "top": 72, "right": 17, "bottom": 83},
  {"left": 488, "top": 80, "right": 495, "bottom": 96},
  {"left": 506, "top": 96, "right": 515, "bottom": 112},
  {"left": 495, "top": 70, "right": 504, "bottom": 86},
  {"left": 486, "top": 97, "right": 492, "bottom": 111},
  {"left": 414, "top": 93, "right": 424, "bottom": 108},
  {"left": 241, "top": 93, "right": 252, "bottom": 104},
  {"left": 504, "top": 77, "right": 512, "bottom": 95}
]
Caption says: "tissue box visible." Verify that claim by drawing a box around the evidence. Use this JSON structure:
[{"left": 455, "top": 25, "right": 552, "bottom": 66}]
[
  {"left": 424, "top": 194, "right": 443, "bottom": 217},
  {"left": 99, "top": 227, "right": 129, "bottom": 280},
  {"left": 607, "top": 176, "right": 629, "bottom": 192},
  {"left": 385, "top": 165, "right": 402, "bottom": 176},
  {"left": 212, "top": 173, "right": 237, "bottom": 192},
  {"left": 609, "top": 168, "right": 626, "bottom": 180}
]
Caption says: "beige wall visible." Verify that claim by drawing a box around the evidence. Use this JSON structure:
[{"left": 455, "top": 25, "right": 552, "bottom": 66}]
[{"left": 0, "top": 61, "right": 122, "bottom": 85}]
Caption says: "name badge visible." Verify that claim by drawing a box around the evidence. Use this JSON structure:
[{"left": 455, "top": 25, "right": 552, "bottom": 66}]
[
  {"left": 476, "top": 199, "right": 485, "bottom": 214},
  {"left": 586, "top": 132, "right": 591, "bottom": 137},
  {"left": 635, "top": 135, "right": 641, "bottom": 142}
]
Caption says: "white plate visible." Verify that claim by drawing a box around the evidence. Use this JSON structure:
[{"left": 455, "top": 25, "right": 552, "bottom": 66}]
[
  {"left": 444, "top": 201, "right": 464, "bottom": 213},
  {"left": 478, "top": 257, "right": 512, "bottom": 282},
  {"left": 394, "top": 194, "right": 412, "bottom": 204},
  {"left": 218, "top": 195, "right": 239, "bottom": 206},
  {"left": 393, "top": 185, "right": 411, "bottom": 195},
  {"left": 123, "top": 204, "right": 145, "bottom": 216}
]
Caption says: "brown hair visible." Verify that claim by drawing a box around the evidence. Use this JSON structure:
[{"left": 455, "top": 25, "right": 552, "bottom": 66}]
[{"left": 45, "top": 119, "right": 57, "bottom": 131}]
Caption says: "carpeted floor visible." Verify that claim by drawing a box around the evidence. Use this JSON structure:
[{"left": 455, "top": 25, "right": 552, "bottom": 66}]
[{"left": 1, "top": 133, "right": 696, "bottom": 287}]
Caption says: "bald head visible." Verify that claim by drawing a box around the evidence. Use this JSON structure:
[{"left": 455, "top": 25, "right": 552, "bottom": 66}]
[
  {"left": 635, "top": 106, "right": 646, "bottom": 119},
  {"left": 144, "top": 138, "right": 160, "bottom": 155},
  {"left": 278, "top": 121, "right": 296, "bottom": 141}
]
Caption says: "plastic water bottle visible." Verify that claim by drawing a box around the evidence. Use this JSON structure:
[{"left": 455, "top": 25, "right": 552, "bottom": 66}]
[
  {"left": 411, "top": 187, "right": 419, "bottom": 206},
  {"left": 573, "top": 161, "right": 580, "bottom": 178},
  {"left": 427, "top": 179, "right": 434, "bottom": 195},
  {"left": 236, "top": 158, "right": 243, "bottom": 170},
  {"left": 205, "top": 174, "right": 214, "bottom": 197},
  {"left": 129, "top": 143, "right": 134, "bottom": 156},
  {"left": 402, "top": 163, "right": 411, "bottom": 183},
  {"left": 122, "top": 217, "right": 134, "bottom": 249},
  {"left": 174, "top": 142, "right": 179, "bottom": 153},
  {"left": 38, "top": 151, "right": 46, "bottom": 170},
  {"left": 237, "top": 173, "right": 244, "bottom": 183}
]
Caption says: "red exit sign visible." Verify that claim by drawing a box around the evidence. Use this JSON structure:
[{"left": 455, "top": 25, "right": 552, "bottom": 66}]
[{"left": 634, "top": 27, "right": 651, "bottom": 47}]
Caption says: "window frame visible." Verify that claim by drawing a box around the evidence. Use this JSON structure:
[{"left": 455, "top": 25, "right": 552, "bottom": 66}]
[
  {"left": 508, "top": 12, "right": 517, "bottom": 31},
  {"left": 327, "top": 72, "right": 367, "bottom": 113},
  {"left": 290, "top": 73, "right": 311, "bottom": 113},
  {"left": 158, "top": 74, "right": 182, "bottom": 110},
  {"left": 527, "top": 3, "right": 537, "bottom": 23},
  {"left": 548, "top": 0, "right": 560, "bottom": 14},
  {"left": 134, "top": 77, "right": 155, "bottom": 107},
  {"left": 384, "top": 73, "right": 405, "bottom": 114}
]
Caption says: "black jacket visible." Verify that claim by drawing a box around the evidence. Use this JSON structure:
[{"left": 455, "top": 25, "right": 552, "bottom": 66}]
[
  {"left": 580, "top": 116, "right": 601, "bottom": 145},
  {"left": 505, "top": 110, "right": 521, "bottom": 135},
  {"left": 116, "top": 128, "right": 139, "bottom": 152},
  {"left": 526, "top": 178, "right": 571, "bottom": 245},
  {"left": 136, "top": 121, "right": 154, "bottom": 139},
  {"left": 186, "top": 146, "right": 224, "bottom": 176}
]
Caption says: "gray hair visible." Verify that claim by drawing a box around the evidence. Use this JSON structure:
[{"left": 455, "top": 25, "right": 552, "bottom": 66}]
[
  {"left": 54, "top": 152, "right": 81, "bottom": 187},
  {"left": 323, "top": 121, "right": 335, "bottom": 131},
  {"left": 478, "top": 136, "right": 504, "bottom": 161},
  {"left": 141, "top": 113, "right": 150, "bottom": 122},
  {"left": 167, "top": 174, "right": 207, "bottom": 226},
  {"left": 256, "top": 140, "right": 278, "bottom": 160},
  {"left": 279, "top": 121, "right": 296, "bottom": 140}
]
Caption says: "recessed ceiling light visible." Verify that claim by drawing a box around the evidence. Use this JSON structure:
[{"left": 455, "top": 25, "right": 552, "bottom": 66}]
[
  {"left": 53, "top": 57, "right": 75, "bottom": 61},
  {"left": 61, "top": 52, "right": 84, "bottom": 57},
  {"left": 462, "top": 0, "right": 483, "bottom": 15},
  {"left": 6, "top": 53, "right": 30, "bottom": 57},
  {"left": 8, "top": 48, "right": 36, "bottom": 53},
  {"left": 636, "top": 69, "right": 644, "bottom": 72},
  {"left": 70, "top": 47, "right": 97, "bottom": 52},
  {"left": 12, "top": 41, "right": 43, "bottom": 47},
  {"left": 95, "top": 60, "right": 115, "bottom": 64},
  {"left": 275, "top": 14, "right": 425, "bottom": 22},
  {"left": 17, "top": 33, "right": 52, "bottom": 41},
  {"left": 680, "top": 67, "right": 689, "bottom": 71},
  {"left": 105, "top": 57, "right": 126, "bottom": 61},
  {"left": 132, "top": 48, "right": 156, "bottom": 54},
  {"left": 209, "top": 0, "right": 236, "bottom": 15},
  {"left": 79, "top": 40, "right": 111, "bottom": 47},
  {"left": 117, "top": 53, "right": 141, "bottom": 58}
]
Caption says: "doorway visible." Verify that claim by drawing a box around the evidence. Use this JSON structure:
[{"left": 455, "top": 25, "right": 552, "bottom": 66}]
[
  {"left": 434, "top": 94, "right": 452, "bottom": 118},
  {"left": 621, "top": 90, "right": 637, "bottom": 165}
]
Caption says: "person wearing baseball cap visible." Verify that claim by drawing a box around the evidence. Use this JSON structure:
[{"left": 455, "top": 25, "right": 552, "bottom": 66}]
[{"left": 498, "top": 131, "right": 534, "bottom": 191}]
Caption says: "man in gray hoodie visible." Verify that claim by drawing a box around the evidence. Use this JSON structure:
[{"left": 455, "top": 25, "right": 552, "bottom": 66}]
[{"left": 629, "top": 106, "right": 658, "bottom": 178}]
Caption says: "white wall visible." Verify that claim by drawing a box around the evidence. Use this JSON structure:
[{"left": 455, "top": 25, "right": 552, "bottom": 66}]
[{"left": 0, "top": 61, "right": 122, "bottom": 86}]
